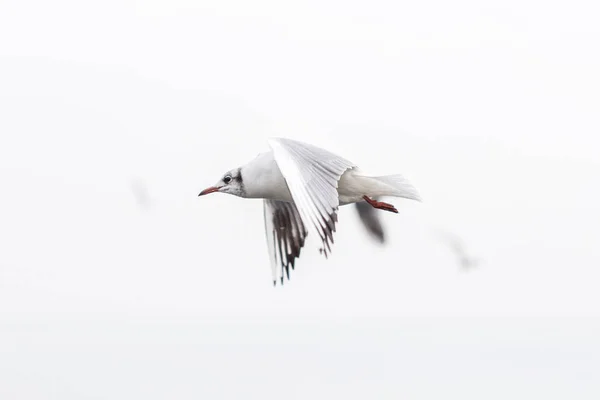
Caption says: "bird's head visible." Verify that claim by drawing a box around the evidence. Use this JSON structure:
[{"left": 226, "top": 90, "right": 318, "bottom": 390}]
[{"left": 198, "top": 168, "right": 245, "bottom": 198}]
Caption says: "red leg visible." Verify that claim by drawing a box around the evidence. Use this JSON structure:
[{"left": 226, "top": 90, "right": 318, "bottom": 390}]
[{"left": 362, "top": 196, "right": 398, "bottom": 213}]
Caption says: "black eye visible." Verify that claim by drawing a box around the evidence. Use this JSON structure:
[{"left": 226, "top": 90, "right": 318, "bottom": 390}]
[{"left": 223, "top": 175, "right": 232, "bottom": 184}]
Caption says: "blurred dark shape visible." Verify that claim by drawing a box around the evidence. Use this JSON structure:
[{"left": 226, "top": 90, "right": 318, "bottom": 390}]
[
  {"left": 436, "top": 230, "right": 480, "bottom": 271},
  {"left": 355, "top": 200, "right": 385, "bottom": 244},
  {"left": 130, "top": 178, "right": 152, "bottom": 209}
]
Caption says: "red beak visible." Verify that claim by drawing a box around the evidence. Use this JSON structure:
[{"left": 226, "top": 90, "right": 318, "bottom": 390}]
[{"left": 198, "top": 186, "right": 221, "bottom": 196}]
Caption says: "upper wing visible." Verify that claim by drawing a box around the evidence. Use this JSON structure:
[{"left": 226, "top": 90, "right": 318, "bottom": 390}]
[
  {"left": 264, "top": 199, "right": 308, "bottom": 285},
  {"left": 267, "top": 137, "right": 356, "bottom": 258},
  {"left": 355, "top": 200, "right": 385, "bottom": 243}
]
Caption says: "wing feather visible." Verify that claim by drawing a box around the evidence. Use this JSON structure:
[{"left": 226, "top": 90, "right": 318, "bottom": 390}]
[
  {"left": 263, "top": 199, "right": 308, "bottom": 285},
  {"left": 355, "top": 200, "right": 385, "bottom": 243},
  {"left": 268, "top": 137, "right": 355, "bottom": 258}
]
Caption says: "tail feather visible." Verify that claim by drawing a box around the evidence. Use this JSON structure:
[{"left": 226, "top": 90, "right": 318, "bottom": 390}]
[{"left": 373, "top": 174, "right": 422, "bottom": 202}]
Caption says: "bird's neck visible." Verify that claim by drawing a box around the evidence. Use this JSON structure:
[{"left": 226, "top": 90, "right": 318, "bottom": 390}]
[{"left": 240, "top": 152, "right": 292, "bottom": 201}]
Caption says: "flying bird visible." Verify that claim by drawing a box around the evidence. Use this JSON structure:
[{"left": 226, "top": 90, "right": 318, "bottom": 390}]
[
  {"left": 198, "top": 138, "right": 421, "bottom": 285},
  {"left": 435, "top": 230, "right": 480, "bottom": 271},
  {"left": 130, "top": 177, "right": 152, "bottom": 209}
]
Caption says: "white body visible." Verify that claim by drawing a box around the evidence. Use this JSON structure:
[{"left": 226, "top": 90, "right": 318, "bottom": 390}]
[
  {"left": 199, "top": 137, "right": 420, "bottom": 285},
  {"left": 242, "top": 151, "right": 413, "bottom": 205}
]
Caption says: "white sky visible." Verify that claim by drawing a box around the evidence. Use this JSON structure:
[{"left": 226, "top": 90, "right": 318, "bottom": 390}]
[{"left": 1, "top": 0, "right": 599, "bottom": 398}]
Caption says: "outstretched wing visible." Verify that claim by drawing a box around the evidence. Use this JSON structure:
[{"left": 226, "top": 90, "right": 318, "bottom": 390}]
[
  {"left": 267, "top": 137, "right": 356, "bottom": 259},
  {"left": 264, "top": 199, "right": 308, "bottom": 285},
  {"left": 355, "top": 200, "right": 385, "bottom": 243}
]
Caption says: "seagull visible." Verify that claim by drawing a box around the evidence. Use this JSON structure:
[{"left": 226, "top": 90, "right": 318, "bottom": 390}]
[
  {"left": 435, "top": 230, "right": 480, "bottom": 271},
  {"left": 198, "top": 137, "right": 421, "bottom": 285}
]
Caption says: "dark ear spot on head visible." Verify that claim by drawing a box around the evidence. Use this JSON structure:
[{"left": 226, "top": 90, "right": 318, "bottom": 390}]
[{"left": 237, "top": 169, "right": 243, "bottom": 183}]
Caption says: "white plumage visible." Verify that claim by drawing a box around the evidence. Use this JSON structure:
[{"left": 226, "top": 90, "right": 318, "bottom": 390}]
[{"left": 198, "top": 137, "right": 421, "bottom": 285}]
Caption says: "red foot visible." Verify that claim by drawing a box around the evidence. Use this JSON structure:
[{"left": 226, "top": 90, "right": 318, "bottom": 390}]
[{"left": 363, "top": 196, "right": 398, "bottom": 213}]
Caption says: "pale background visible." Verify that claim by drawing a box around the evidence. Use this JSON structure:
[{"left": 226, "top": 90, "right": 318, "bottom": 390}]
[{"left": 1, "top": 0, "right": 599, "bottom": 398}]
